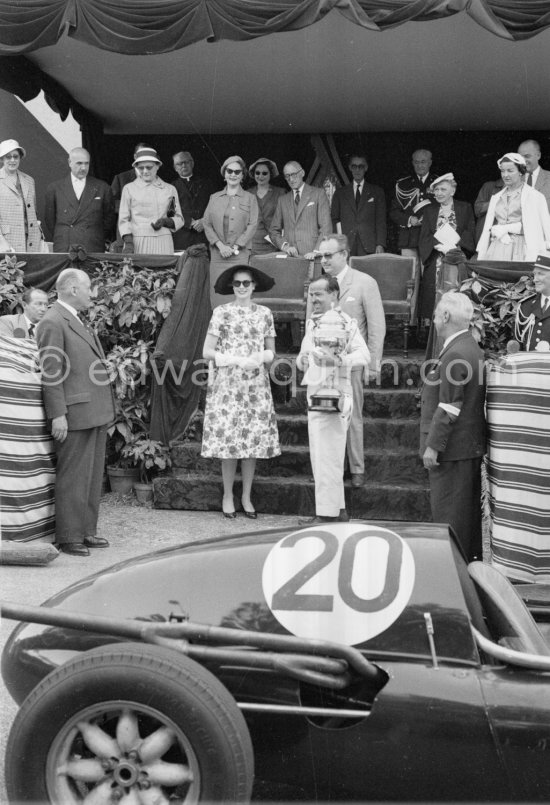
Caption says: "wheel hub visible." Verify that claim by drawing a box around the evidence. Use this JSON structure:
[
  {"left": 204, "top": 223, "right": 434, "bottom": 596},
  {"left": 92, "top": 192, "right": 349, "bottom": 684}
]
[{"left": 112, "top": 759, "right": 140, "bottom": 788}]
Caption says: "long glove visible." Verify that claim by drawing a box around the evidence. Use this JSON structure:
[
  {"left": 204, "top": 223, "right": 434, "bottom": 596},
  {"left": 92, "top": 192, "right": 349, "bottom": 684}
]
[{"left": 122, "top": 234, "right": 134, "bottom": 254}]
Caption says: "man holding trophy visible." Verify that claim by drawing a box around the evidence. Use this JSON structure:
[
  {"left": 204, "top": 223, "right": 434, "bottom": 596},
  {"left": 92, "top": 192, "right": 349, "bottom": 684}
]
[{"left": 297, "top": 276, "right": 370, "bottom": 525}]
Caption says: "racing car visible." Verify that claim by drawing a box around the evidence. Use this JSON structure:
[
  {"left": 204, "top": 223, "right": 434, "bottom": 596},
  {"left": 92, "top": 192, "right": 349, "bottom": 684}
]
[{"left": 2, "top": 520, "right": 550, "bottom": 803}]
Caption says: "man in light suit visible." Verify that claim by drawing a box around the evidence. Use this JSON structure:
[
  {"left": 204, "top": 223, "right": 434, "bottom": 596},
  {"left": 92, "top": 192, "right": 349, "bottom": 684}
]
[
  {"left": 518, "top": 139, "right": 550, "bottom": 210},
  {"left": 310, "top": 234, "right": 385, "bottom": 487},
  {"left": 331, "top": 154, "right": 386, "bottom": 256},
  {"left": 44, "top": 148, "right": 115, "bottom": 253},
  {"left": 0, "top": 287, "right": 48, "bottom": 338},
  {"left": 36, "top": 269, "right": 115, "bottom": 556},
  {"left": 171, "top": 150, "right": 214, "bottom": 251},
  {"left": 420, "top": 292, "right": 485, "bottom": 562},
  {"left": 269, "top": 161, "right": 331, "bottom": 258}
]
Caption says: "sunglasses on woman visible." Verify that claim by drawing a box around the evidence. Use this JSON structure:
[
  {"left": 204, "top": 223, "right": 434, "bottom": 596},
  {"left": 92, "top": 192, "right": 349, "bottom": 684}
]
[
  {"left": 232, "top": 280, "right": 252, "bottom": 288},
  {"left": 226, "top": 168, "right": 243, "bottom": 175}
]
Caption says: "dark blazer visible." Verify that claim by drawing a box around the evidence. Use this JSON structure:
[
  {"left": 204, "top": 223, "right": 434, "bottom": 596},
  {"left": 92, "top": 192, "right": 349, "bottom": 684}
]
[
  {"left": 390, "top": 172, "right": 438, "bottom": 250},
  {"left": 44, "top": 175, "right": 115, "bottom": 253},
  {"left": 36, "top": 302, "right": 115, "bottom": 430},
  {"left": 331, "top": 182, "right": 386, "bottom": 255},
  {"left": 269, "top": 184, "right": 331, "bottom": 255},
  {"left": 420, "top": 331, "right": 486, "bottom": 461},
  {"left": 172, "top": 175, "right": 214, "bottom": 250},
  {"left": 516, "top": 293, "right": 550, "bottom": 351},
  {"left": 418, "top": 200, "right": 476, "bottom": 265}
]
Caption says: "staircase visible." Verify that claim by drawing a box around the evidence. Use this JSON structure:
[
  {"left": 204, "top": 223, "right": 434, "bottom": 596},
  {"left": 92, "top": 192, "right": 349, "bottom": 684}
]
[{"left": 154, "top": 347, "right": 431, "bottom": 521}]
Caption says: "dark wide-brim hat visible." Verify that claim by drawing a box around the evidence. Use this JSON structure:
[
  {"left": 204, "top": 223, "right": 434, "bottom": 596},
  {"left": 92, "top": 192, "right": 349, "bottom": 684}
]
[{"left": 214, "top": 264, "right": 275, "bottom": 295}]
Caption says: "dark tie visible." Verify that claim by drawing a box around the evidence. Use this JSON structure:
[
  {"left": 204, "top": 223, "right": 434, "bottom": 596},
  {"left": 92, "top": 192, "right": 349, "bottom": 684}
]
[
  {"left": 527, "top": 173, "right": 533, "bottom": 186},
  {"left": 294, "top": 190, "right": 300, "bottom": 206},
  {"left": 355, "top": 183, "right": 361, "bottom": 206},
  {"left": 28, "top": 323, "right": 35, "bottom": 337}
]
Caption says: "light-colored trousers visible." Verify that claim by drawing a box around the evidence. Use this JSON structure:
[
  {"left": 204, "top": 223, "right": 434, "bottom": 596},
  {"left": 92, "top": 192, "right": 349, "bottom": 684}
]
[
  {"left": 347, "top": 368, "right": 364, "bottom": 474},
  {"left": 308, "top": 399, "right": 352, "bottom": 517}
]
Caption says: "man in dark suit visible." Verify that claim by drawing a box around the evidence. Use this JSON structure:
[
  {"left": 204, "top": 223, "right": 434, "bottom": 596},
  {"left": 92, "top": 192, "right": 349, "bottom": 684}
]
[
  {"left": 390, "top": 149, "right": 437, "bottom": 255},
  {"left": 269, "top": 161, "right": 331, "bottom": 258},
  {"left": 518, "top": 139, "right": 550, "bottom": 210},
  {"left": 171, "top": 150, "right": 214, "bottom": 251},
  {"left": 36, "top": 269, "right": 115, "bottom": 556},
  {"left": 330, "top": 154, "right": 386, "bottom": 256},
  {"left": 44, "top": 148, "right": 115, "bottom": 253},
  {"left": 0, "top": 287, "right": 48, "bottom": 338},
  {"left": 516, "top": 253, "right": 550, "bottom": 350},
  {"left": 420, "top": 291, "right": 486, "bottom": 562}
]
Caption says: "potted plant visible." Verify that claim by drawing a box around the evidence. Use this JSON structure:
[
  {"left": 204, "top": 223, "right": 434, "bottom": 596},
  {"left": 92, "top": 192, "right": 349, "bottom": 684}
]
[{"left": 120, "top": 435, "right": 172, "bottom": 503}]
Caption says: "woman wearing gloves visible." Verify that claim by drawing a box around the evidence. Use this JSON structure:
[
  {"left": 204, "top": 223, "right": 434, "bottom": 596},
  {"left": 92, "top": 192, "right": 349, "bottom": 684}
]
[
  {"left": 201, "top": 265, "right": 280, "bottom": 518},
  {"left": 476, "top": 152, "right": 550, "bottom": 261},
  {"left": 118, "top": 148, "right": 183, "bottom": 254}
]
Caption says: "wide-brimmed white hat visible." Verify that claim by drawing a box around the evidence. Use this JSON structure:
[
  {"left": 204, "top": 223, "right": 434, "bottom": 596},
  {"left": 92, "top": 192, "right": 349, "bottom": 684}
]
[
  {"left": 0, "top": 139, "right": 26, "bottom": 159},
  {"left": 497, "top": 152, "right": 526, "bottom": 167},
  {"left": 132, "top": 148, "right": 162, "bottom": 167},
  {"left": 429, "top": 172, "right": 455, "bottom": 191}
]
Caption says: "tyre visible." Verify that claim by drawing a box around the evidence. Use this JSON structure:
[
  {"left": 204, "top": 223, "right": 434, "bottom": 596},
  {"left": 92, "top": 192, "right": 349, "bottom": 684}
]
[{"left": 6, "top": 642, "right": 254, "bottom": 803}]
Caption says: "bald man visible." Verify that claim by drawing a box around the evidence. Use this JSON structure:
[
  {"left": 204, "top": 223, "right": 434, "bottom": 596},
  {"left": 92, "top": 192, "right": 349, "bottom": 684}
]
[{"left": 44, "top": 147, "right": 115, "bottom": 253}]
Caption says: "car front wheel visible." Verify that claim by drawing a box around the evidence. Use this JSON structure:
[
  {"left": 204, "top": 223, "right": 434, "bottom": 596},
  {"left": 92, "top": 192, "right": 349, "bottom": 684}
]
[{"left": 6, "top": 642, "right": 254, "bottom": 804}]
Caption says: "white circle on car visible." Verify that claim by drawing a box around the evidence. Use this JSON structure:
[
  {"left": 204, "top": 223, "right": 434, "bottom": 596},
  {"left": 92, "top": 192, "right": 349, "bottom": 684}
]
[{"left": 262, "top": 524, "right": 415, "bottom": 646}]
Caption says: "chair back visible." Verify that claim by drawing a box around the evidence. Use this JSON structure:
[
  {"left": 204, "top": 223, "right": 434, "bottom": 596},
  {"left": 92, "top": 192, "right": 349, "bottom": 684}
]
[{"left": 350, "top": 254, "right": 415, "bottom": 302}]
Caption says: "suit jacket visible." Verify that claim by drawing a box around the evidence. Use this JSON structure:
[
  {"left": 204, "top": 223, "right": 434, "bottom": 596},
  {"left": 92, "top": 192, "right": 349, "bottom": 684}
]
[
  {"left": 203, "top": 187, "right": 258, "bottom": 249},
  {"left": 0, "top": 168, "right": 42, "bottom": 252},
  {"left": 534, "top": 167, "right": 550, "bottom": 211},
  {"left": 390, "top": 172, "right": 438, "bottom": 250},
  {"left": 515, "top": 293, "right": 550, "bottom": 351},
  {"left": 172, "top": 174, "right": 215, "bottom": 250},
  {"left": 420, "top": 331, "right": 486, "bottom": 461},
  {"left": 476, "top": 184, "right": 550, "bottom": 261},
  {"left": 44, "top": 175, "right": 116, "bottom": 253},
  {"left": 0, "top": 313, "right": 29, "bottom": 338},
  {"left": 36, "top": 301, "right": 115, "bottom": 430},
  {"left": 331, "top": 182, "right": 386, "bottom": 254},
  {"left": 269, "top": 184, "right": 332, "bottom": 254},
  {"left": 418, "top": 200, "right": 476, "bottom": 266}
]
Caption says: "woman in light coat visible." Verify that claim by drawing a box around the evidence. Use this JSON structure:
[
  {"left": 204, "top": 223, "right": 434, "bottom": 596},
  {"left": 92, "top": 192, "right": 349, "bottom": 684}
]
[
  {"left": 0, "top": 139, "right": 42, "bottom": 253},
  {"left": 476, "top": 152, "right": 550, "bottom": 261}
]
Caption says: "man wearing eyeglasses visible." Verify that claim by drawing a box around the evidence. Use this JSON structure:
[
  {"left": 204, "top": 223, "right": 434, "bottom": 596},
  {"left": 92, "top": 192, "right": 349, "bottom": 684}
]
[
  {"left": 171, "top": 150, "right": 214, "bottom": 251},
  {"left": 269, "top": 161, "right": 331, "bottom": 258},
  {"left": 310, "top": 234, "right": 385, "bottom": 488},
  {"left": 331, "top": 154, "right": 386, "bottom": 256}
]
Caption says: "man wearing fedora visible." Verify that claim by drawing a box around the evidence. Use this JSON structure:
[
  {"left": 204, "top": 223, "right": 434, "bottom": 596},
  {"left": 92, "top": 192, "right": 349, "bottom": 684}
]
[
  {"left": 44, "top": 147, "right": 115, "bottom": 253},
  {"left": 516, "top": 253, "right": 550, "bottom": 349},
  {"left": 297, "top": 275, "right": 370, "bottom": 525}
]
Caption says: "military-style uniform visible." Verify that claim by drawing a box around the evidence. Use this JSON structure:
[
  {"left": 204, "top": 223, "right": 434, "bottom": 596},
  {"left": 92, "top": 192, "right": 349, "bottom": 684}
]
[
  {"left": 515, "top": 294, "right": 550, "bottom": 351},
  {"left": 389, "top": 172, "right": 438, "bottom": 250}
]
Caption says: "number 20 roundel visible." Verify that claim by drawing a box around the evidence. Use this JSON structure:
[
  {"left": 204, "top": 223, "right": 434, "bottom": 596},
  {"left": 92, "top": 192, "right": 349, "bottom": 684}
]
[{"left": 262, "top": 524, "right": 415, "bottom": 646}]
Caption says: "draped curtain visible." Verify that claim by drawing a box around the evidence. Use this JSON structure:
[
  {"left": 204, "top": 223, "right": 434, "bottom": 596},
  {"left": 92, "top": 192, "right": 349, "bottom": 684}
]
[{"left": 0, "top": 0, "right": 548, "bottom": 59}]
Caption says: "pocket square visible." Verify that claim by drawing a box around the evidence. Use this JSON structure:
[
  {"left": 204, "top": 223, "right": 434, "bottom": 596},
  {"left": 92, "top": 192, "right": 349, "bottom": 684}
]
[
  {"left": 94, "top": 196, "right": 101, "bottom": 200},
  {"left": 345, "top": 296, "right": 356, "bottom": 302},
  {"left": 367, "top": 197, "right": 374, "bottom": 203},
  {"left": 306, "top": 201, "right": 315, "bottom": 207}
]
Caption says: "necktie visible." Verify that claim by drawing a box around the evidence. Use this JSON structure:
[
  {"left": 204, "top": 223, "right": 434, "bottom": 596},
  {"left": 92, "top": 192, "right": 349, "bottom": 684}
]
[
  {"left": 294, "top": 190, "right": 300, "bottom": 206},
  {"left": 355, "top": 183, "right": 361, "bottom": 206},
  {"left": 544, "top": 297, "right": 549, "bottom": 312},
  {"left": 28, "top": 323, "right": 35, "bottom": 337},
  {"left": 527, "top": 173, "right": 533, "bottom": 186}
]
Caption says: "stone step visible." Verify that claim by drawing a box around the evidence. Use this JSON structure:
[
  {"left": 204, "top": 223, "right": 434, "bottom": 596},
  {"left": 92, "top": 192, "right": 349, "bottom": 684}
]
[
  {"left": 278, "top": 386, "right": 420, "bottom": 418},
  {"left": 171, "top": 443, "right": 423, "bottom": 484},
  {"left": 154, "top": 473, "right": 431, "bottom": 521}
]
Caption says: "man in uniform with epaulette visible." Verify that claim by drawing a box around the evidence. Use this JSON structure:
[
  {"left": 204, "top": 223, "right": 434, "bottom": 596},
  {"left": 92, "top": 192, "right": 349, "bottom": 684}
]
[{"left": 515, "top": 254, "right": 550, "bottom": 350}]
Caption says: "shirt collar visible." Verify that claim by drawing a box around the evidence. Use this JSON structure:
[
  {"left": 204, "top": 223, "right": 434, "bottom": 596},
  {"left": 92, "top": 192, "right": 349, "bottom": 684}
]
[
  {"left": 334, "top": 264, "right": 350, "bottom": 285},
  {"left": 71, "top": 174, "right": 85, "bottom": 186},
  {"left": 58, "top": 299, "right": 80, "bottom": 319},
  {"left": 442, "top": 329, "right": 469, "bottom": 351},
  {"left": 531, "top": 166, "right": 541, "bottom": 183}
]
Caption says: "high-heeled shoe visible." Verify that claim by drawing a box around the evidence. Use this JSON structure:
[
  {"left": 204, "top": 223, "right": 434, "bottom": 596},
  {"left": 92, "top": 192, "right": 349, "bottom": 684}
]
[
  {"left": 241, "top": 500, "right": 257, "bottom": 519},
  {"left": 223, "top": 511, "right": 237, "bottom": 519}
]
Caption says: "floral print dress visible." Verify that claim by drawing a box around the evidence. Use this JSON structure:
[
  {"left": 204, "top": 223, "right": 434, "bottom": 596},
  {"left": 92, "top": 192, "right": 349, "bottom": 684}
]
[{"left": 201, "top": 303, "right": 281, "bottom": 459}]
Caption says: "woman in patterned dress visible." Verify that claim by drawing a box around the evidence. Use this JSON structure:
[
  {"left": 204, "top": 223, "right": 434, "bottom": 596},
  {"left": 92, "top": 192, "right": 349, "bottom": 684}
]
[
  {"left": 202, "top": 264, "right": 280, "bottom": 518},
  {"left": 418, "top": 173, "right": 475, "bottom": 323},
  {"left": 476, "top": 152, "right": 550, "bottom": 262}
]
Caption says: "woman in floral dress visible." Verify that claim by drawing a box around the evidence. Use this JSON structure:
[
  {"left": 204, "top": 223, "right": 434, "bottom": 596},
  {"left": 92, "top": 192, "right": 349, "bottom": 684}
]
[{"left": 202, "top": 264, "right": 280, "bottom": 518}]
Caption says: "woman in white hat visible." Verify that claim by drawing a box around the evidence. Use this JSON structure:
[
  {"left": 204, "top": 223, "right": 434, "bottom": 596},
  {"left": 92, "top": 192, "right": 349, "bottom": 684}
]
[
  {"left": 118, "top": 148, "right": 183, "bottom": 254},
  {"left": 202, "top": 156, "right": 259, "bottom": 305},
  {"left": 0, "top": 139, "right": 43, "bottom": 253},
  {"left": 248, "top": 157, "right": 285, "bottom": 257},
  {"left": 418, "top": 172, "right": 475, "bottom": 322},
  {"left": 477, "top": 152, "right": 550, "bottom": 262}
]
